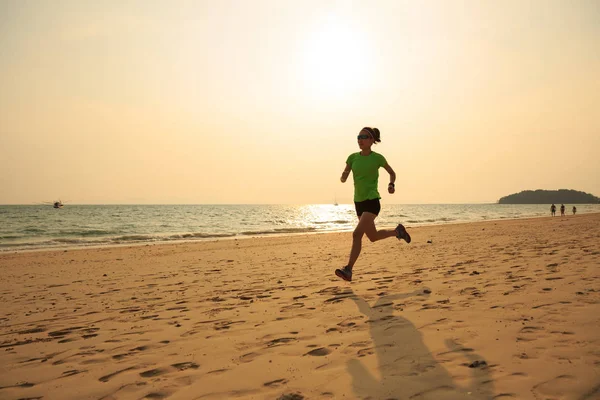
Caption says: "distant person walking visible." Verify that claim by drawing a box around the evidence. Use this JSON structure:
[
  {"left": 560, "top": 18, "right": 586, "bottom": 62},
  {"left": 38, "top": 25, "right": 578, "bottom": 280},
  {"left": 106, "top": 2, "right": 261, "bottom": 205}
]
[
  {"left": 335, "top": 127, "right": 411, "bottom": 282},
  {"left": 572, "top": 206, "right": 577, "bottom": 215},
  {"left": 551, "top": 204, "right": 556, "bottom": 216},
  {"left": 560, "top": 204, "right": 566, "bottom": 216}
]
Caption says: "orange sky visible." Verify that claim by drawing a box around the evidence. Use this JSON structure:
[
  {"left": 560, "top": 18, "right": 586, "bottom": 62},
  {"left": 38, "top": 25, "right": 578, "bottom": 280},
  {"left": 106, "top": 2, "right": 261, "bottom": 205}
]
[{"left": 1, "top": 0, "right": 599, "bottom": 204}]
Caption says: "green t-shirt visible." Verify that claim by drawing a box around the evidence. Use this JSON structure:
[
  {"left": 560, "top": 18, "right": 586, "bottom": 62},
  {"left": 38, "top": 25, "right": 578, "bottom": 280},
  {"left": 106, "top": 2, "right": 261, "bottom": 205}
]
[{"left": 346, "top": 151, "right": 388, "bottom": 202}]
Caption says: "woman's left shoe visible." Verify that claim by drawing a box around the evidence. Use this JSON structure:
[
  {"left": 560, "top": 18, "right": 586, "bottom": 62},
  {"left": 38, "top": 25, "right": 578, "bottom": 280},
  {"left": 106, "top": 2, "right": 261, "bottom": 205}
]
[{"left": 396, "top": 224, "right": 411, "bottom": 243}]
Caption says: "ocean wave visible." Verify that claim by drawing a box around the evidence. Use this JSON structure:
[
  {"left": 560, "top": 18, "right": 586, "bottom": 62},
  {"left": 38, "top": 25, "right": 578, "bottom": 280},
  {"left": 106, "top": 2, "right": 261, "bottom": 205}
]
[
  {"left": 112, "top": 232, "right": 239, "bottom": 243},
  {"left": 3, "top": 204, "right": 600, "bottom": 252},
  {"left": 241, "top": 227, "right": 317, "bottom": 236},
  {"left": 0, "top": 237, "right": 108, "bottom": 248},
  {"left": 274, "top": 227, "right": 317, "bottom": 233},
  {"left": 0, "top": 232, "right": 238, "bottom": 250},
  {"left": 0, "top": 241, "right": 52, "bottom": 249},
  {"left": 405, "top": 217, "right": 456, "bottom": 224},
  {"left": 58, "top": 229, "right": 117, "bottom": 237},
  {"left": 0, "top": 235, "right": 22, "bottom": 240},
  {"left": 54, "top": 238, "right": 101, "bottom": 244},
  {"left": 313, "top": 220, "right": 351, "bottom": 225},
  {"left": 22, "top": 227, "right": 45, "bottom": 233},
  {"left": 171, "top": 233, "right": 236, "bottom": 239}
]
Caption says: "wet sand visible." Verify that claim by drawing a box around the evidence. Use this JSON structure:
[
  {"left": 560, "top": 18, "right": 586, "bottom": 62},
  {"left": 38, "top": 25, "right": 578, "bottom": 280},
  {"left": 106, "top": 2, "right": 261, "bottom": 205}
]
[{"left": 1, "top": 213, "right": 599, "bottom": 399}]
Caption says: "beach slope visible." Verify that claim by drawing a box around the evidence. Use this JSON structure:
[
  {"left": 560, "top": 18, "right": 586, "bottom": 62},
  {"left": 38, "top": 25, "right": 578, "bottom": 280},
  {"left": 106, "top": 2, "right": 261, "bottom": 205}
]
[{"left": 1, "top": 214, "right": 599, "bottom": 399}]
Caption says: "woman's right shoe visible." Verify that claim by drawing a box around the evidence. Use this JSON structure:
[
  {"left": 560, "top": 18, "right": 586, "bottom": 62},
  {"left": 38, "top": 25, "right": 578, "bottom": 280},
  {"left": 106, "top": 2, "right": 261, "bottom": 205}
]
[{"left": 335, "top": 266, "right": 352, "bottom": 282}]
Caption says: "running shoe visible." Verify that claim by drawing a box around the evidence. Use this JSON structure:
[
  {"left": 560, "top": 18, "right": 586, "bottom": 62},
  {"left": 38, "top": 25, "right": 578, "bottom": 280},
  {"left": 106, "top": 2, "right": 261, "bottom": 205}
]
[
  {"left": 395, "top": 224, "right": 411, "bottom": 243},
  {"left": 335, "top": 266, "right": 352, "bottom": 282}
]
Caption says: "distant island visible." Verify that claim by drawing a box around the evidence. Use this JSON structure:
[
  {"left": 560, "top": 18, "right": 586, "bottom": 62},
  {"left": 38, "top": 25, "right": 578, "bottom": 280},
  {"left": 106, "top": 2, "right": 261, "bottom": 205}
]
[{"left": 498, "top": 189, "right": 600, "bottom": 204}]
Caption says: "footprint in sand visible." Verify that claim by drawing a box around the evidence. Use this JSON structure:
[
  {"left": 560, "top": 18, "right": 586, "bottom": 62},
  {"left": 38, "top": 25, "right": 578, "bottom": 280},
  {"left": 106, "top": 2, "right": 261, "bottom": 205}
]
[
  {"left": 277, "top": 392, "right": 305, "bottom": 400},
  {"left": 140, "top": 368, "right": 170, "bottom": 378},
  {"left": 549, "top": 330, "right": 575, "bottom": 336},
  {"left": 280, "top": 303, "right": 305, "bottom": 312},
  {"left": 263, "top": 378, "right": 288, "bottom": 387},
  {"left": 82, "top": 333, "right": 98, "bottom": 339},
  {"left": 323, "top": 294, "right": 354, "bottom": 304},
  {"left": 166, "top": 306, "right": 189, "bottom": 312},
  {"left": 304, "top": 347, "right": 331, "bottom": 356},
  {"left": 240, "top": 352, "right": 260, "bottom": 363},
  {"left": 214, "top": 320, "right": 245, "bottom": 330},
  {"left": 514, "top": 351, "right": 537, "bottom": 360},
  {"left": 99, "top": 366, "right": 137, "bottom": 382},
  {"left": 510, "top": 372, "right": 528, "bottom": 377},
  {"left": 516, "top": 326, "right": 545, "bottom": 342},
  {"left": 81, "top": 358, "right": 106, "bottom": 364},
  {"left": 17, "top": 327, "right": 46, "bottom": 334},
  {"left": 336, "top": 317, "right": 361, "bottom": 331},
  {"left": 410, "top": 385, "right": 462, "bottom": 399},
  {"left": 48, "top": 326, "right": 85, "bottom": 339},
  {"left": 532, "top": 374, "right": 583, "bottom": 398},
  {"left": 171, "top": 362, "right": 199, "bottom": 371},
  {"left": 207, "top": 368, "right": 229, "bottom": 375},
  {"left": 266, "top": 337, "right": 297, "bottom": 348},
  {"left": 348, "top": 341, "right": 371, "bottom": 348},
  {"left": 0, "top": 381, "right": 35, "bottom": 389},
  {"left": 357, "top": 347, "right": 375, "bottom": 357},
  {"left": 141, "top": 392, "right": 171, "bottom": 399},
  {"left": 131, "top": 345, "right": 151, "bottom": 351}
]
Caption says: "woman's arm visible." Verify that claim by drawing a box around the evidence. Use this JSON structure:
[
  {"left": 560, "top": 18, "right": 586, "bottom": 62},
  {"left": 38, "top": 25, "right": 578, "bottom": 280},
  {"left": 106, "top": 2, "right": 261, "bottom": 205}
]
[
  {"left": 340, "top": 163, "right": 351, "bottom": 183},
  {"left": 383, "top": 163, "right": 396, "bottom": 193}
]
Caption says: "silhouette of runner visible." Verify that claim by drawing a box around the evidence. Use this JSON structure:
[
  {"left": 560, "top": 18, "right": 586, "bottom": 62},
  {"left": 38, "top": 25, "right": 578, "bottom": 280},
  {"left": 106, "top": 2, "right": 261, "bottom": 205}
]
[{"left": 346, "top": 288, "right": 494, "bottom": 399}]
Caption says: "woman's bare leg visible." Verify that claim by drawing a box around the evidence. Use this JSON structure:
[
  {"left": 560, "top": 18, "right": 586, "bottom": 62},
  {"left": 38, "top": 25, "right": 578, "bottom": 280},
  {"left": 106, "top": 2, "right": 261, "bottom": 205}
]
[{"left": 347, "top": 212, "right": 397, "bottom": 270}]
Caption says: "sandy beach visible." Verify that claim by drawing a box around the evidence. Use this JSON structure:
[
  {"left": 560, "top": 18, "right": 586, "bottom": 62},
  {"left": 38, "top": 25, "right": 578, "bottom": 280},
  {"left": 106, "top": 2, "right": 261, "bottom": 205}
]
[{"left": 1, "top": 213, "right": 599, "bottom": 400}]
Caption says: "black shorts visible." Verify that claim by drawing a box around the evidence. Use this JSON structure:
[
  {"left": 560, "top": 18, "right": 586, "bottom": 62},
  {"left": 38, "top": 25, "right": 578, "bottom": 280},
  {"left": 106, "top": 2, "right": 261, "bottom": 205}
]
[{"left": 355, "top": 198, "right": 381, "bottom": 217}]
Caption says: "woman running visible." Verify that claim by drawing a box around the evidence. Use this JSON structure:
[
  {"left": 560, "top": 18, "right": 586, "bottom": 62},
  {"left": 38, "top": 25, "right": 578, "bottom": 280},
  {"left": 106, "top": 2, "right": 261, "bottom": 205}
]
[{"left": 335, "top": 127, "right": 411, "bottom": 282}]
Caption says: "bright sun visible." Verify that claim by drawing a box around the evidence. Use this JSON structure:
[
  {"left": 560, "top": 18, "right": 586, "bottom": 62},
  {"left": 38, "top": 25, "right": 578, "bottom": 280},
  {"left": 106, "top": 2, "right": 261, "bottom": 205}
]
[{"left": 301, "top": 14, "right": 374, "bottom": 98}]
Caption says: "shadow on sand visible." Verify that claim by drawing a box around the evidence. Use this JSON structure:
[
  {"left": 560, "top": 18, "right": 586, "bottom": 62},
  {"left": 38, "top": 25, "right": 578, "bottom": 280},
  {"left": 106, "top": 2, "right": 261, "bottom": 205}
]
[{"left": 346, "top": 288, "right": 494, "bottom": 400}]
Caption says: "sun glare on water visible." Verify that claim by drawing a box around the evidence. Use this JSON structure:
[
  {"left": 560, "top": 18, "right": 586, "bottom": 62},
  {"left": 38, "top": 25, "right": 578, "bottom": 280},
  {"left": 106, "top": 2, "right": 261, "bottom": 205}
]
[{"left": 300, "top": 14, "right": 375, "bottom": 99}]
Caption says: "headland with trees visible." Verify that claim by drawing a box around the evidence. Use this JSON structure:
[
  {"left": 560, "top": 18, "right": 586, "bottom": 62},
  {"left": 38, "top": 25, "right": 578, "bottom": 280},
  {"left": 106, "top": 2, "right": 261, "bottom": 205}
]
[{"left": 498, "top": 189, "right": 600, "bottom": 204}]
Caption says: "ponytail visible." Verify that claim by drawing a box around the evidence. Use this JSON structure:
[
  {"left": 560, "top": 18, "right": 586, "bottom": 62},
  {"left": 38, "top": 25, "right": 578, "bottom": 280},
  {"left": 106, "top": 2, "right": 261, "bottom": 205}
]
[{"left": 361, "top": 127, "right": 381, "bottom": 143}]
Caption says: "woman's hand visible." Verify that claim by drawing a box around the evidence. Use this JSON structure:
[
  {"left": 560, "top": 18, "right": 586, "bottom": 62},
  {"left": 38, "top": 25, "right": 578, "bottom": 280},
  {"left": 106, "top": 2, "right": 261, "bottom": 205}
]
[{"left": 388, "top": 183, "right": 395, "bottom": 194}]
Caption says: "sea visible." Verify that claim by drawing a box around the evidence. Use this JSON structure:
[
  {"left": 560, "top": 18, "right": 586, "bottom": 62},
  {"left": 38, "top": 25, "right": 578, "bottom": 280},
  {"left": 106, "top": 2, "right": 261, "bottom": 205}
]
[{"left": 1, "top": 203, "right": 599, "bottom": 252}]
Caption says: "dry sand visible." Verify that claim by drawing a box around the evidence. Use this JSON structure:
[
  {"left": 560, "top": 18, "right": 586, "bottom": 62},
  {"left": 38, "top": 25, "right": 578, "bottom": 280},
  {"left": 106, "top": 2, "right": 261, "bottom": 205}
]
[{"left": 1, "top": 213, "right": 599, "bottom": 400}]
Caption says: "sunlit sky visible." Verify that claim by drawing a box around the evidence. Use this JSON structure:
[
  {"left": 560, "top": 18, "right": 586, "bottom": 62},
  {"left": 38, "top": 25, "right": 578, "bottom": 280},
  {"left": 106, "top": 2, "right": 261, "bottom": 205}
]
[{"left": 1, "top": 0, "right": 599, "bottom": 204}]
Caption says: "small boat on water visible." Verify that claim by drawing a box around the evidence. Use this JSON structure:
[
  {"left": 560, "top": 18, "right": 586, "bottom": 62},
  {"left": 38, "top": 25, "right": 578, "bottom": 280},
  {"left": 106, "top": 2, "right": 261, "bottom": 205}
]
[{"left": 40, "top": 199, "right": 65, "bottom": 208}]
